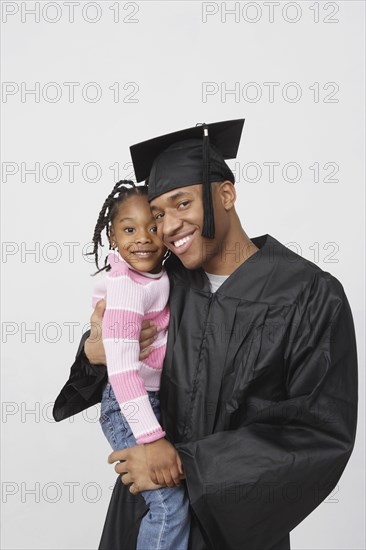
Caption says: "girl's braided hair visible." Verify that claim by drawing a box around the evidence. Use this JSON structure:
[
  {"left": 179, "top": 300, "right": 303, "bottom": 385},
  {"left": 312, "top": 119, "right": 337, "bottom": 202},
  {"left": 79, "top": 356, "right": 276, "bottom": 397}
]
[{"left": 87, "top": 180, "right": 148, "bottom": 274}]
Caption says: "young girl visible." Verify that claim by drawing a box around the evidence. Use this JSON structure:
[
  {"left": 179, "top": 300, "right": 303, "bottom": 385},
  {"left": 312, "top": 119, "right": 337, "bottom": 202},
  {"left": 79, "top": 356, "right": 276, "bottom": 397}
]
[{"left": 88, "top": 180, "right": 190, "bottom": 550}]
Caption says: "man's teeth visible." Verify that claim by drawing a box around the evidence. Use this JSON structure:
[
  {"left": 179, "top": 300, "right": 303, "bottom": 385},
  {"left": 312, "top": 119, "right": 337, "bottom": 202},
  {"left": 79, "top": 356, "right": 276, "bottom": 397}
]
[{"left": 174, "top": 235, "right": 192, "bottom": 248}]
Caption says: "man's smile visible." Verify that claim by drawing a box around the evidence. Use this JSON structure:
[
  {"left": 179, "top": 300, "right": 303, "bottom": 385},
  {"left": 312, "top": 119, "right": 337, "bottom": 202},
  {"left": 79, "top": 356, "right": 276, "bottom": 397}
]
[{"left": 165, "top": 230, "right": 197, "bottom": 255}]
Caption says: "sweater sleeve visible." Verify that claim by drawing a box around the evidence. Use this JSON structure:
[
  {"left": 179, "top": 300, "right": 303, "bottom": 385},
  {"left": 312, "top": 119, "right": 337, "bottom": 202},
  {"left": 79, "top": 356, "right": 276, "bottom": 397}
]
[{"left": 102, "top": 271, "right": 166, "bottom": 445}]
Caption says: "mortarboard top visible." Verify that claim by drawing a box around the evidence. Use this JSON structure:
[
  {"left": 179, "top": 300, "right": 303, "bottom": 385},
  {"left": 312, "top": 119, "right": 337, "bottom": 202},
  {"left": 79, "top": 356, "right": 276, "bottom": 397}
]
[{"left": 129, "top": 119, "right": 245, "bottom": 239}]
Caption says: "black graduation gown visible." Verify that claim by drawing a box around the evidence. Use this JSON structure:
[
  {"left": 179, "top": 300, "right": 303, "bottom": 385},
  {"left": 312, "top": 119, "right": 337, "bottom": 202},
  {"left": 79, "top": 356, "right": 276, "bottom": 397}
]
[{"left": 53, "top": 234, "right": 358, "bottom": 550}]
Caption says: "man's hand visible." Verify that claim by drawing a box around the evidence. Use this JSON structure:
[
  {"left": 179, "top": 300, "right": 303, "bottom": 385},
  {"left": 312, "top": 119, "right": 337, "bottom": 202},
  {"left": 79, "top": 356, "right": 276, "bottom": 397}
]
[
  {"left": 108, "top": 445, "right": 164, "bottom": 494},
  {"left": 85, "top": 299, "right": 107, "bottom": 365},
  {"left": 144, "top": 438, "right": 184, "bottom": 487},
  {"left": 108, "top": 444, "right": 185, "bottom": 494},
  {"left": 139, "top": 320, "right": 159, "bottom": 361}
]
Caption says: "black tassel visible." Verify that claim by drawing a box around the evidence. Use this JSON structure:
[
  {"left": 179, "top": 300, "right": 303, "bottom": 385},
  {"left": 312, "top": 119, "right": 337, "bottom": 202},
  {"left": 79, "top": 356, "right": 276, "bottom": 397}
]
[{"left": 202, "top": 124, "right": 215, "bottom": 238}]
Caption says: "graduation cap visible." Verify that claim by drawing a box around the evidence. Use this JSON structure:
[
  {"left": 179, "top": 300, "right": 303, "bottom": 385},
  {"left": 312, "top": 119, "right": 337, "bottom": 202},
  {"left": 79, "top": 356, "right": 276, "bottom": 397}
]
[{"left": 129, "top": 119, "right": 245, "bottom": 239}]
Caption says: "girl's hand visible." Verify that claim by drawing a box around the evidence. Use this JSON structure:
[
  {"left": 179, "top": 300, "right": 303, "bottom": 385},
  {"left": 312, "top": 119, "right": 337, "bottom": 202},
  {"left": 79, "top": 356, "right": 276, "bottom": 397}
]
[
  {"left": 85, "top": 299, "right": 107, "bottom": 365},
  {"left": 139, "top": 320, "right": 159, "bottom": 361},
  {"left": 144, "top": 438, "right": 184, "bottom": 488}
]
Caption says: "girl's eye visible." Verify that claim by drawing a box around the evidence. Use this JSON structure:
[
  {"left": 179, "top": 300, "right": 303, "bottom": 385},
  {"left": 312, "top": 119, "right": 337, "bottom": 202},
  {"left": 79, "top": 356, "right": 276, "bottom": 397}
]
[
  {"left": 150, "top": 226, "right": 157, "bottom": 233},
  {"left": 124, "top": 227, "right": 135, "bottom": 234}
]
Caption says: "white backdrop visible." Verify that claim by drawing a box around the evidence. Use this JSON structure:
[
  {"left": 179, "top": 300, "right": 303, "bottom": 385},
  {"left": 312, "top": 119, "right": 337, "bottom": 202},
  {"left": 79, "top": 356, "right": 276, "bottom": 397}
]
[{"left": 1, "top": 1, "right": 365, "bottom": 549}]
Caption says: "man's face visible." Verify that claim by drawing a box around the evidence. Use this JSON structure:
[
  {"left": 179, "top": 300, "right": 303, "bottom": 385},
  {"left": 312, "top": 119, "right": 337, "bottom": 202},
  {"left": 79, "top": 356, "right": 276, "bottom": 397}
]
[{"left": 150, "top": 184, "right": 226, "bottom": 270}]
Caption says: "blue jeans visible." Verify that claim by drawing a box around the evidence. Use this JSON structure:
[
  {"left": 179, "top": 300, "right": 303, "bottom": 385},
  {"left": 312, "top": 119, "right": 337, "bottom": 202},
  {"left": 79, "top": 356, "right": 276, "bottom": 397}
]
[{"left": 99, "top": 382, "right": 190, "bottom": 550}]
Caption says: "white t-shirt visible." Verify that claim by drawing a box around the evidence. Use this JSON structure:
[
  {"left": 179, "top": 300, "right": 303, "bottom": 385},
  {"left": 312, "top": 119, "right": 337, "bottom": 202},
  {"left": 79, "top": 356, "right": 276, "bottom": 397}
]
[{"left": 205, "top": 271, "right": 230, "bottom": 293}]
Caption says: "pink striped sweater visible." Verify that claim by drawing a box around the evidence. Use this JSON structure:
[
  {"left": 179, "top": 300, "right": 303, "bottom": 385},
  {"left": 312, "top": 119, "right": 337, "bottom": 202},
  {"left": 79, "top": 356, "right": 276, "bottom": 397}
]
[{"left": 92, "top": 250, "right": 170, "bottom": 444}]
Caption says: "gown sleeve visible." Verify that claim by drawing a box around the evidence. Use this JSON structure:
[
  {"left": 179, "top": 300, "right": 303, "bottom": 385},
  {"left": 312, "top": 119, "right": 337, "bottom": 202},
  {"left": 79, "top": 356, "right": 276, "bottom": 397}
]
[
  {"left": 52, "top": 330, "right": 108, "bottom": 421},
  {"left": 175, "top": 273, "right": 358, "bottom": 550},
  {"left": 53, "top": 272, "right": 109, "bottom": 421}
]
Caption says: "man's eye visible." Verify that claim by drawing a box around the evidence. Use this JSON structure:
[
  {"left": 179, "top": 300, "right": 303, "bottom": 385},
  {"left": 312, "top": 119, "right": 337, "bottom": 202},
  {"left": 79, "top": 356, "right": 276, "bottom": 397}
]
[
  {"left": 155, "top": 213, "right": 164, "bottom": 221},
  {"left": 178, "top": 201, "right": 190, "bottom": 209},
  {"left": 124, "top": 227, "right": 135, "bottom": 233}
]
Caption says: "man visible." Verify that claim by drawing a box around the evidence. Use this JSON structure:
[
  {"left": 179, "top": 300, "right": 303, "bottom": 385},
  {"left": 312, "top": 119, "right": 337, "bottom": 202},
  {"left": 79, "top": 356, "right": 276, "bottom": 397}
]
[{"left": 54, "top": 120, "right": 358, "bottom": 550}]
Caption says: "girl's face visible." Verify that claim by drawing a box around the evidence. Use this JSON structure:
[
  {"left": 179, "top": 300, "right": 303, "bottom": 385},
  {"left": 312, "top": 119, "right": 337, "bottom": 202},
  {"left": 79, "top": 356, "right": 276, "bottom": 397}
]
[{"left": 110, "top": 194, "right": 167, "bottom": 274}]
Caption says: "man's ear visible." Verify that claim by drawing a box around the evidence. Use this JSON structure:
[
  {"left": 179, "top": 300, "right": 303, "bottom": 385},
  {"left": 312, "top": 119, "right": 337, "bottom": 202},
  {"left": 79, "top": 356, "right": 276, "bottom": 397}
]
[{"left": 216, "top": 181, "right": 236, "bottom": 211}]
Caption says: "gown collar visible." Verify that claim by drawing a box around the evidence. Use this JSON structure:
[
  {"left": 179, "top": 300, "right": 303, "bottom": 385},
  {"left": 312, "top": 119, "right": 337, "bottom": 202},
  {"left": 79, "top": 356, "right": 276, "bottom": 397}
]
[{"left": 166, "top": 234, "right": 290, "bottom": 302}]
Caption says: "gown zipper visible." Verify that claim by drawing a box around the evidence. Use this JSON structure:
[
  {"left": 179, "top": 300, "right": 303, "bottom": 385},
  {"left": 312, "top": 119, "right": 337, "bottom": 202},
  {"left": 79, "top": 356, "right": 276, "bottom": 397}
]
[{"left": 183, "top": 290, "right": 214, "bottom": 439}]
